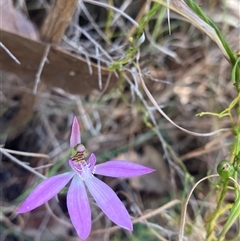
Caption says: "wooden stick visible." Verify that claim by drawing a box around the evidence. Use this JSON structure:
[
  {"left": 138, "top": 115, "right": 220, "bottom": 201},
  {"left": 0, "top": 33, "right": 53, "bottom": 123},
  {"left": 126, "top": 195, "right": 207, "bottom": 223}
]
[{"left": 40, "top": 0, "right": 78, "bottom": 44}]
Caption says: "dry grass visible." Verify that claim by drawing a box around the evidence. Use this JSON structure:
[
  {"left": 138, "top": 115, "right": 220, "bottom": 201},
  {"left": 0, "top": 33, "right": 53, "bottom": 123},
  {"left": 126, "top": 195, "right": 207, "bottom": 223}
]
[{"left": 1, "top": 0, "right": 239, "bottom": 241}]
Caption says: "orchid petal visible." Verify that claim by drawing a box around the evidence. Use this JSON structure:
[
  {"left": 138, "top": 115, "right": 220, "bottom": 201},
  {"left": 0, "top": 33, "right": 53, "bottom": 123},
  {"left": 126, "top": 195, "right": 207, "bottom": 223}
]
[
  {"left": 95, "top": 160, "right": 155, "bottom": 178},
  {"left": 88, "top": 153, "right": 97, "bottom": 172},
  {"left": 85, "top": 176, "right": 132, "bottom": 231},
  {"left": 67, "top": 175, "right": 91, "bottom": 240},
  {"left": 68, "top": 159, "right": 75, "bottom": 171},
  {"left": 70, "top": 117, "right": 81, "bottom": 147},
  {"left": 17, "top": 172, "right": 75, "bottom": 213}
]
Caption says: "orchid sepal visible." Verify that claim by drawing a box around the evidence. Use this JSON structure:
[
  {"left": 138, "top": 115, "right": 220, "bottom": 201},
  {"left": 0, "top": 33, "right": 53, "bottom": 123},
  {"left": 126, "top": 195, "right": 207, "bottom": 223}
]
[
  {"left": 85, "top": 176, "right": 133, "bottom": 231},
  {"left": 17, "top": 172, "right": 75, "bottom": 214},
  {"left": 67, "top": 175, "right": 91, "bottom": 240},
  {"left": 95, "top": 160, "right": 155, "bottom": 178},
  {"left": 70, "top": 116, "right": 81, "bottom": 148}
]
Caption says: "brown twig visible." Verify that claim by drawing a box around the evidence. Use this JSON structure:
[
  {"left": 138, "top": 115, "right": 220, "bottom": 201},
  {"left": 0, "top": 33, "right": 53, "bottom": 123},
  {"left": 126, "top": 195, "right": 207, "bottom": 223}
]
[{"left": 40, "top": 0, "right": 79, "bottom": 44}]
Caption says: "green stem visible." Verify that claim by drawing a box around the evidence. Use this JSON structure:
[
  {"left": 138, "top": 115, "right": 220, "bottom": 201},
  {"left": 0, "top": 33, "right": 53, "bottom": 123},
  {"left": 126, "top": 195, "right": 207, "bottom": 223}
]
[
  {"left": 206, "top": 179, "right": 229, "bottom": 240},
  {"left": 217, "top": 195, "right": 240, "bottom": 241}
]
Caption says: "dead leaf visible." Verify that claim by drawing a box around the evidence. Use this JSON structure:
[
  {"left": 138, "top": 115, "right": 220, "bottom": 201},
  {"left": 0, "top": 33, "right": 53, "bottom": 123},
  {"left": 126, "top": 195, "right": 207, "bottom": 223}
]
[
  {"left": 1, "top": 29, "right": 118, "bottom": 95},
  {"left": 0, "top": 29, "right": 118, "bottom": 139}
]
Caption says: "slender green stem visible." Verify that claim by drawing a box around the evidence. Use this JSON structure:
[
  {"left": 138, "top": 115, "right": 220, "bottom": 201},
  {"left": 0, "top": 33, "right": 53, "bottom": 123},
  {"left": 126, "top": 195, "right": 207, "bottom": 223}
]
[{"left": 206, "top": 179, "right": 229, "bottom": 240}]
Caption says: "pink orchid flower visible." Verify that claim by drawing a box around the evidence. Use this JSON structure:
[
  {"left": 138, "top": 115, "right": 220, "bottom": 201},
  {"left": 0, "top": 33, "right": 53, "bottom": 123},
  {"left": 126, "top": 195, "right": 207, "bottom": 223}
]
[{"left": 17, "top": 117, "right": 155, "bottom": 240}]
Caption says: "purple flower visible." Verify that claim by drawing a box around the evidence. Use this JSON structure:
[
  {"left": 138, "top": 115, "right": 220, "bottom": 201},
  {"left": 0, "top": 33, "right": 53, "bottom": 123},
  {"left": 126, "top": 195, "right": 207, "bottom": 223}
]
[{"left": 17, "top": 117, "right": 155, "bottom": 240}]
